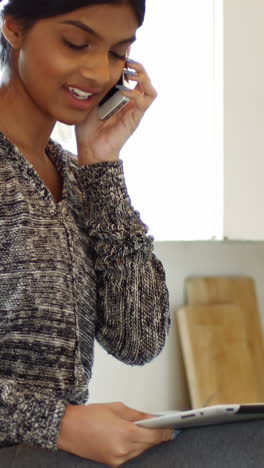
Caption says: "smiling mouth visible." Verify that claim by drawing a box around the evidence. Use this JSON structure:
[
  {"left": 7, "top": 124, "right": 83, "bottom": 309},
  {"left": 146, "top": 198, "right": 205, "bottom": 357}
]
[{"left": 65, "top": 86, "right": 94, "bottom": 100}]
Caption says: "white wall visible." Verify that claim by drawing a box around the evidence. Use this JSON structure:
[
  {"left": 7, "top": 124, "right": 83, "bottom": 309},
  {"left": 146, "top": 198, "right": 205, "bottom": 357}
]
[{"left": 224, "top": 0, "right": 264, "bottom": 239}]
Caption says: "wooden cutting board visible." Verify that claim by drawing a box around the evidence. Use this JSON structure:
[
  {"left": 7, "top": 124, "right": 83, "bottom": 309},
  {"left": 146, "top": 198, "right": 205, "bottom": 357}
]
[
  {"left": 185, "top": 277, "right": 264, "bottom": 402},
  {"left": 177, "top": 304, "right": 260, "bottom": 408}
]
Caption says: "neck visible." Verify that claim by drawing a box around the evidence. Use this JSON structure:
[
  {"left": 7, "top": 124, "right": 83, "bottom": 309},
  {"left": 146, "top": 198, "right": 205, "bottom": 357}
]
[{"left": 0, "top": 67, "right": 56, "bottom": 155}]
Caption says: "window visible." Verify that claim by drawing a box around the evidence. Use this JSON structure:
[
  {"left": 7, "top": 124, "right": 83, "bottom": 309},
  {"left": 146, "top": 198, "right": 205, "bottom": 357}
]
[{"left": 1, "top": 0, "right": 223, "bottom": 240}]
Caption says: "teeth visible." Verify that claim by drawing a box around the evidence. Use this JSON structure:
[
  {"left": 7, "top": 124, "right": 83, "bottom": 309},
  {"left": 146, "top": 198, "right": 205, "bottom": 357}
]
[{"left": 67, "top": 87, "right": 93, "bottom": 100}]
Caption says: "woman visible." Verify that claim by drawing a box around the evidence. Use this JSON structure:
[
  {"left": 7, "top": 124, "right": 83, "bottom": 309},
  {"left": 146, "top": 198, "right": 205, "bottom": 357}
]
[
  {"left": 1, "top": 1, "right": 264, "bottom": 467},
  {"left": 0, "top": 0, "right": 175, "bottom": 466}
]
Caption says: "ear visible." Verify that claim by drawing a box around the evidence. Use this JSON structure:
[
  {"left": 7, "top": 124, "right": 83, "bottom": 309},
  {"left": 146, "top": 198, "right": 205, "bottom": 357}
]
[{"left": 2, "top": 16, "right": 24, "bottom": 50}]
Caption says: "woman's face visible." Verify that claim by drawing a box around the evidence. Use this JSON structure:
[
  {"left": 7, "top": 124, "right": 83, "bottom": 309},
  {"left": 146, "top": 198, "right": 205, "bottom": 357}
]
[{"left": 11, "top": 2, "right": 138, "bottom": 125}]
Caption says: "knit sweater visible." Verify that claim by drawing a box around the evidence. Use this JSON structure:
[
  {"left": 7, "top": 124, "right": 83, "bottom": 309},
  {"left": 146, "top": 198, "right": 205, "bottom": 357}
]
[{"left": 0, "top": 131, "right": 170, "bottom": 451}]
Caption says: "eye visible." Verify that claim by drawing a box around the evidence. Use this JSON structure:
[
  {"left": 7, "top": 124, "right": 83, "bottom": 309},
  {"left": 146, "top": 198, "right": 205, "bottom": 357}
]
[
  {"left": 63, "top": 38, "right": 127, "bottom": 60},
  {"left": 110, "top": 51, "right": 127, "bottom": 61},
  {"left": 63, "top": 39, "right": 88, "bottom": 50}
]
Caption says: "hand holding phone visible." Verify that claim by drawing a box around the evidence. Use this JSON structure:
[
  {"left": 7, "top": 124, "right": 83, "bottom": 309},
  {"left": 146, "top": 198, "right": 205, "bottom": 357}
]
[{"left": 76, "top": 58, "right": 157, "bottom": 166}]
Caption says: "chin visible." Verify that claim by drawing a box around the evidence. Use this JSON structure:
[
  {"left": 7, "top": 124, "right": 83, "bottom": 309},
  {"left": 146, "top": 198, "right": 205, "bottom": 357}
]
[
  {"left": 57, "top": 118, "right": 81, "bottom": 126},
  {"left": 55, "top": 112, "right": 93, "bottom": 126}
]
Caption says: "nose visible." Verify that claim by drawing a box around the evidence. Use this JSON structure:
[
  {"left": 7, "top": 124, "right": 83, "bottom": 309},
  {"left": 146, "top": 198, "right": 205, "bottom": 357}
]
[{"left": 79, "top": 52, "right": 111, "bottom": 88}]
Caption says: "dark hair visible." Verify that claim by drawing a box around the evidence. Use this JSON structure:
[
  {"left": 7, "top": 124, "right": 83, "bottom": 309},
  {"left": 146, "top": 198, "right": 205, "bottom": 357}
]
[{"left": 0, "top": 0, "right": 145, "bottom": 67}]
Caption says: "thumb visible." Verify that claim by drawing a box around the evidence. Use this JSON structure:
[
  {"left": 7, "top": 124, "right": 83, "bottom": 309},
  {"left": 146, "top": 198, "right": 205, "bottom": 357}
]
[{"left": 110, "top": 402, "right": 156, "bottom": 423}]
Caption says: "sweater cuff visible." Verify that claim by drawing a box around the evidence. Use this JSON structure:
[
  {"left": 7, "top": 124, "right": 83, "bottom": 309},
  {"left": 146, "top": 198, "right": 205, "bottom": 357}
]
[
  {"left": 76, "top": 160, "right": 130, "bottom": 210},
  {"left": 17, "top": 395, "right": 67, "bottom": 450},
  {"left": 2, "top": 385, "right": 68, "bottom": 451}
]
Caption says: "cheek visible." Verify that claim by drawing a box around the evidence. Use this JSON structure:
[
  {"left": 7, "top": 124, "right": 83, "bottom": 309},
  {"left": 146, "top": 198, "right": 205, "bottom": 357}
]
[{"left": 17, "top": 44, "right": 72, "bottom": 93}]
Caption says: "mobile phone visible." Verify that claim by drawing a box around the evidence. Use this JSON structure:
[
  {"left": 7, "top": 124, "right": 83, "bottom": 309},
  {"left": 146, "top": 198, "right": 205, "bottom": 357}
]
[{"left": 98, "top": 69, "right": 130, "bottom": 121}]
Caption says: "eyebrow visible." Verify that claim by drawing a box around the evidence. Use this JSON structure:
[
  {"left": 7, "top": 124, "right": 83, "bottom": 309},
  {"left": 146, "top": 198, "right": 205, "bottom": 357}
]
[{"left": 60, "top": 20, "right": 136, "bottom": 46}]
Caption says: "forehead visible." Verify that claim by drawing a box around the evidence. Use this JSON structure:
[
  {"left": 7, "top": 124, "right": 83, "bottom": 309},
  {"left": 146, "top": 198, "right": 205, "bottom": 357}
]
[{"left": 51, "top": 3, "right": 138, "bottom": 40}]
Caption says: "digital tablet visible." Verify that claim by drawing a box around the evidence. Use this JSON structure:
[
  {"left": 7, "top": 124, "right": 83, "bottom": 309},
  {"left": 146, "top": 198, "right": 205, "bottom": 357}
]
[{"left": 135, "top": 404, "right": 264, "bottom": 429}]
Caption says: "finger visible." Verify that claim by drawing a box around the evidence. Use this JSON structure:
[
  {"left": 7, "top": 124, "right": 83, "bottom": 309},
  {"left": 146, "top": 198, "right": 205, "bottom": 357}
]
[
  {"left": 125, "top": 59, "right": 157, "bottom": 100},
  {"left": 116, "top": 87, "right": 150, "bottom": 113},
  {"left": 126, "top": 58, "right": 147, "bottom": 76},
  {"left": 121, "top": 79, "right": 157, "bottom": 110},
  {"left": 125, "top": 72, "right": 157, "bottom": 102}
]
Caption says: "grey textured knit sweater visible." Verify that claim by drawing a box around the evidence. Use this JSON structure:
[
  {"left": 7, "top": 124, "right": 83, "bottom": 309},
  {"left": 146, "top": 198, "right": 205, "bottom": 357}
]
[{"left": 0, "top": 131, "right": 170, "bottom": 451}]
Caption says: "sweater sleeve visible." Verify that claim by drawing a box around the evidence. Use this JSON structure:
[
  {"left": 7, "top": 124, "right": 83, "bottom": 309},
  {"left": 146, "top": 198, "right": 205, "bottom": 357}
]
[
  {"left": 76, "top": 160, "right": 170, "bottom": 365},
  {"left": 0, "top": 381, "right": 67, "bottom": 450}
]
